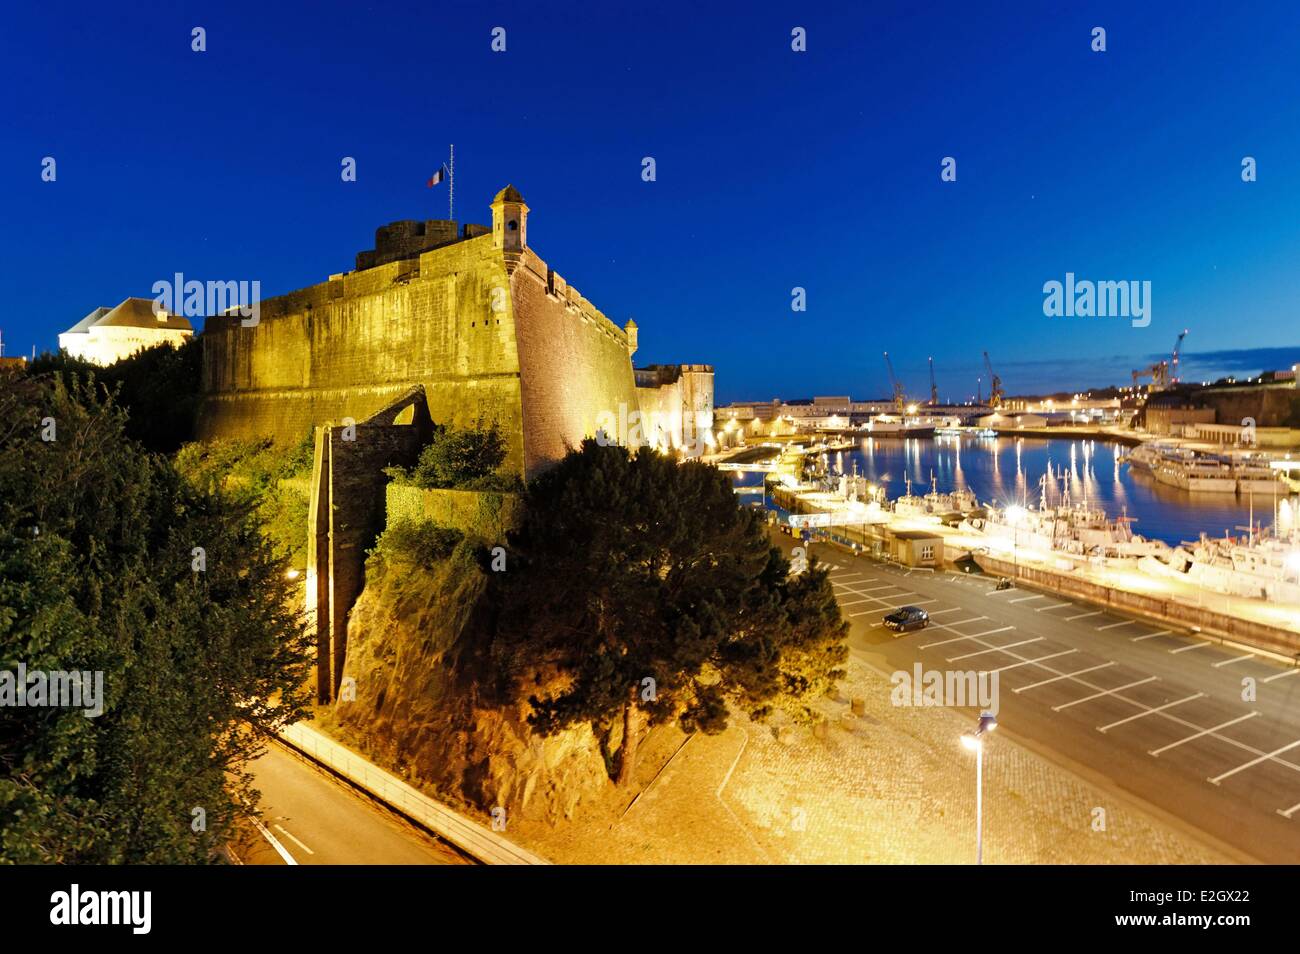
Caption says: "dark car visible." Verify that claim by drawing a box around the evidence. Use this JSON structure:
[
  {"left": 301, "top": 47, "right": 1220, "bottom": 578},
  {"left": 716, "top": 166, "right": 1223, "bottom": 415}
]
[{"left": 883, "top": 606, "right": 930, "bottom": 633}]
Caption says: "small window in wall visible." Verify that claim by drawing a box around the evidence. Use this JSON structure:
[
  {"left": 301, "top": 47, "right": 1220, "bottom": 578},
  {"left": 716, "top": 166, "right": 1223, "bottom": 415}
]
[
  {"left": 920, "top": 544, "right": 935, "bottom": 561},
  {"left": 507, "top": 220, "right": 518, "bottom": 231}
]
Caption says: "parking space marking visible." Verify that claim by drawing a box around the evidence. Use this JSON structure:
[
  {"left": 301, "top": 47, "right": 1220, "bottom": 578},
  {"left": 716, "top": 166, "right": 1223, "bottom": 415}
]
[
  {"left": 1130, "top": 629, "right": 1173, "bottom": 642},
  {"left": 1097, "top": 694, "right": 1204, "bottom": 733},
  {"left": 1209, "top": 738, "right": 1300, "bottom": 785},
  {"left": 1149, "top": 712, "right": 1259, "bottom": 756},
  {"left": 1009, "top": 594, "right": 1048, "bottom": 604},
  {"left": 833, "top": 582, "right": 903, "bottom": 594},
  {"left": 925, "top": 607, "right": 968, "bottom": 617},
  {"left": 990, "top": 650, "right": 1076, "bottom": 674},
  {"left": 839, "top": 555, "right": 1300, "bottom": 814},
  {"left": 948, "top": 637, "right": 1044, "bottom": 662},
  {"left": 1015, "top": 662, "right": 1116, "bottom": 693},
  {"left": 1212, "top": 653, "right": 1256, "bottom": 669},
  {"left": 1052, "top": 677, "right": 1158, "bottom": 711},
  {"left": 1263, "top": 669, "right": 1300, "bottom": 684},
  {"left": 1035, "top": 601, "right": 1075, "bottom": 612},
  {"left": 919, "top": 626, "right": 1003, "bottom": 649}
]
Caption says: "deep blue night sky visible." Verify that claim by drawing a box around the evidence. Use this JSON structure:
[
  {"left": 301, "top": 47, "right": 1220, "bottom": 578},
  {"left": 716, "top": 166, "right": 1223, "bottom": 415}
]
[{"left": 4, "top": 1, "right": 1300, "bottom": 403}]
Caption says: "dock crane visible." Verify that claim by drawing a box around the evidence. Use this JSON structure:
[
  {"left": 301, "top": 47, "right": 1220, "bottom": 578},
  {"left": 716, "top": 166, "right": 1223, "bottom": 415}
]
[
  {"left": 883, "top": 351, "right": 907, "bottom": 413},
  {"left": 1171, "top": 329, "right": 1188, "bottom": 385},
  {"left": 982, "top": 351, "right": 1004, "bottom": 408},
  {"left": 928, "top": 356, "right": 939, "bottom": 405}
]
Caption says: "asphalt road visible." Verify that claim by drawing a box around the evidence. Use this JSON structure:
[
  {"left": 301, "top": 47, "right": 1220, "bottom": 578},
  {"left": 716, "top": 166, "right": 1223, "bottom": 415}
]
[
  {"left": 241, "top": 743, "right": 470, "bottom": 866},
  {"left": 775, "top": 530, "right": 1300, "bottom": 864}
]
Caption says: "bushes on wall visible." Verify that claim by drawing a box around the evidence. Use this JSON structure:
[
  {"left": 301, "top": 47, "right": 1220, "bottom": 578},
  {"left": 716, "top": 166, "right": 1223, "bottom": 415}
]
[
  {"left": 390, "top": 419, "right": 521, "bottom": 492},
  {"left": 174, "top": 432, "right": 315, "bottom": 566},
  {"left": 370, "top": 518, "right": 465, "bottom": 569}
]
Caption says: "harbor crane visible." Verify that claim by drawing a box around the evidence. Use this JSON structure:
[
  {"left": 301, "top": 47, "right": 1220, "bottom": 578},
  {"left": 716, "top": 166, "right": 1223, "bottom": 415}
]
[
  {"left": 883, "top": 351, "right": 907, "bottom": 413},
  {"left": 1171, "top": 329, "right": 1188, "bottom": 385},
  {"left": 982, "top": 351, "right": 1004, "bottom": 408},
  {"left": 928, "top": 356, "right": 939, "bottom": 405},
  {"left": 1132, "top": 362, "right": 1169, "bottom": 392},
  {"left": 1132, "top": 330, "right": 1187, "bottom": 393}
]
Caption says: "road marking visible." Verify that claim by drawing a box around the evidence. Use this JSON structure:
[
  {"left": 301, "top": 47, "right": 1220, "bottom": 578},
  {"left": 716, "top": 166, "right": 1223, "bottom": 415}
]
[
  {"left": 948, "top": 637, "right": 1044, "bottom": 662},
  {"left": 836, "top": 597, "right": 879, "bottom": 607},
  {"left": 274, "top": 823, "right": 316, "bottom": 856},
  {"left": 1209, "top": 738, "right": 1300, "bottom": 785},
  {"left": 990, "top": 650, "right": 1076, "bottom": 674},
  {"left": 1065, "top": 610, "right": 1103, "bottom": 621},
  {"left": 1130, "top": 629, "right": 1173, "bottom": 642},
  {"left": 1170, "top": 641, "right": 1212, "bottom": 655},
  {"left": 1149, "top": 712, "right": 1259, "bottom": 756},
  {"left": 1097, "top": 694, "right": 1203, "bottom": 732},
  {"left": 1035, "top": 601, "right": 1075, "bottom": 612},
  {"left": 1212, "top": 653, "right": 1256, "bottom": 669},
  {"left": 834, "top": 582, "right": 903, "bottom": 593},
  {"left": 1278, "top": 801, "right": 1300, "bottom": 819},
  {"left": 1052, "top": 676, "right": 1158, "bottom": 711},
  {"left": 919, "top": 628, "right": 994, "bottom": 649},
  {"left": 1009, "top": 594, "right": 1048, "bottom": 604},
  {"left": 1263, "top": 669, "right": 1300, "bottom": 684},
  {"left": 925, "top": 607, "right": 968, "bottom": 616},
  {"left": 1015, "top": 662, "right": 1116, "bottom": 693},
  {"left": 1096, "top": 619, "right": 1139, "bottom": 631},
  {"left": 251, "top": 817, "right": 299, "bottom": 865}
]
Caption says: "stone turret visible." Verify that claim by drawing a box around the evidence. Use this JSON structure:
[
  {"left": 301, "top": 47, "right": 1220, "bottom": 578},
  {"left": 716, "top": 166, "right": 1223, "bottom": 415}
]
[
  {"left": 491, "top": 184, "right": 528, "bottom": 253},
  {"left": 624, "top": 318, "right": 638, "bottom": 358}
]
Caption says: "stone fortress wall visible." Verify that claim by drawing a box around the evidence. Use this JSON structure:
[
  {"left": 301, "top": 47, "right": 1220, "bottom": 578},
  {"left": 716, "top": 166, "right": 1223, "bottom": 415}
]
[{"left": 198, "top": 186, "right": 712, "bottom": 478}]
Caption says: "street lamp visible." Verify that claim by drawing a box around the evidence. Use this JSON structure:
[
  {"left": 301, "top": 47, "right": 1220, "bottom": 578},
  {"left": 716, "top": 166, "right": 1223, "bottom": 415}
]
[
  {"left": 1005, "top": 504, "right": 1027, "bottom": 583},
  {"left": 960, "top": 712, "right": 998, "bottom": 865}
]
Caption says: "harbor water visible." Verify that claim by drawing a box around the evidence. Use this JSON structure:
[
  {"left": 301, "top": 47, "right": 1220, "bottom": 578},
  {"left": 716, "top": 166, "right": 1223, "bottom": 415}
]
[{"left": 736, "top": 435, "right": 1285, "bottom": 547}]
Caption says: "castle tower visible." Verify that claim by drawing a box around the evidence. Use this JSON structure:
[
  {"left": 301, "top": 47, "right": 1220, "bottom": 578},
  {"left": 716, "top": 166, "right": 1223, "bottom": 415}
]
[
  {"left": 624, "top": 318, "right": 638, "bottom": 359},
  {"left": 491, "top": 184, "right": 528, "bottom": 252}
]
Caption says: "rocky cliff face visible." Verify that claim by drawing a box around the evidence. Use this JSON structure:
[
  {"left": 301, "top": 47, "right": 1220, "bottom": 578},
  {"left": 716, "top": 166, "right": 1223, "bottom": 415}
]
[{"left": 329, "top": 544, "right": 613, "bottom": 825}]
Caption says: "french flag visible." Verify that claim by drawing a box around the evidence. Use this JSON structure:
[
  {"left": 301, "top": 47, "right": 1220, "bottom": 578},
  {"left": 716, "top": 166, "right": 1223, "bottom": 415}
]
[{"left": 426, "top": 163, "right": 448, "bottom": 188}]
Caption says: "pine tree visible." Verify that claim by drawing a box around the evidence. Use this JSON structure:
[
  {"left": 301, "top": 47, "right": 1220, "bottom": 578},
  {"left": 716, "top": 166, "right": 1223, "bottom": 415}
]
[{"left": 494, "top": 439, "right": 848, "bottom": 786}]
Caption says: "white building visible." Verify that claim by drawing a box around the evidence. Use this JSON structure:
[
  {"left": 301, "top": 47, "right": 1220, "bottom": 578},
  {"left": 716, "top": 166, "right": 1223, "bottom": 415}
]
[{"left": 58, "top": 298, "right": 193, "bottom": 366}]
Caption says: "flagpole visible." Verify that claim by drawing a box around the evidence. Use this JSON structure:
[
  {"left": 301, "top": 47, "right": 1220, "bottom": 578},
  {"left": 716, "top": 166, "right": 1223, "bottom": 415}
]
[{"left": 449, "top": 143, "right": 454, "bottom": 224}]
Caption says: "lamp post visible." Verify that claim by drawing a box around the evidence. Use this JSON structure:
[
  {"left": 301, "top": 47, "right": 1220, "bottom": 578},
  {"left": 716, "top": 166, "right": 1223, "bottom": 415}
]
[
  {"left": 960, "top": 712, "right": 998, "bottom": 864},
  {"left": 1005, "top": 504, "right": 1027, "bottom": 584}
]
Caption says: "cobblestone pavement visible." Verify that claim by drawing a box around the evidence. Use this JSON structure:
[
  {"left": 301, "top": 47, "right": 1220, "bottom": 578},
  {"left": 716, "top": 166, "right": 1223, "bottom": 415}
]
[{"left": 519, "top": 658, "right": 1230, "bottom": 864}]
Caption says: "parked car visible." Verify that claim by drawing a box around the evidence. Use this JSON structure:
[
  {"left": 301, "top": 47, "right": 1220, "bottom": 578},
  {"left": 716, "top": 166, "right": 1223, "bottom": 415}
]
[{"left": 883, "top": 606, "right": 930, "bottom": 633}]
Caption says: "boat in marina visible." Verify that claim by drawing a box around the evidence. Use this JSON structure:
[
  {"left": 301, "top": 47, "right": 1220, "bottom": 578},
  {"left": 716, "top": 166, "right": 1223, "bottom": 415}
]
[
  {"left": 1124, "top": 441, "right": 1290, "bottom": 495},
  {"left": 1231, "top": 456, "right": 1293, "bottom": 496},
  {"left": 957, "top": 466, "right": 1170, "bottom": 560},
  {"left": 892, "top": 473, "right": 980, "bottom": 519},
  {"left": 1138, "top": 527, "right": 1300, "bottom": 604},
  {"left": 1151, "top": 450, "right": 1237, "bottom": 493}
]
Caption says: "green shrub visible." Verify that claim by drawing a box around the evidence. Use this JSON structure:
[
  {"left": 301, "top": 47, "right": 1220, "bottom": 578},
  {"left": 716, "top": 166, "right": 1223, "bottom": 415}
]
[
  {"left": 406, "top": 420, "right": 509, "bottom": 489},
  {"left": 371, "top": 519, "right": 464, "bottom": 567}
]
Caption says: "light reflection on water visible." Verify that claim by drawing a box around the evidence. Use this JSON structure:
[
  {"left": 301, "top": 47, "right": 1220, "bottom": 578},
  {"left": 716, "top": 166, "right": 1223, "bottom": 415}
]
[{"left": 737, "top": 436, "right": 1281, "bottom": 546}]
